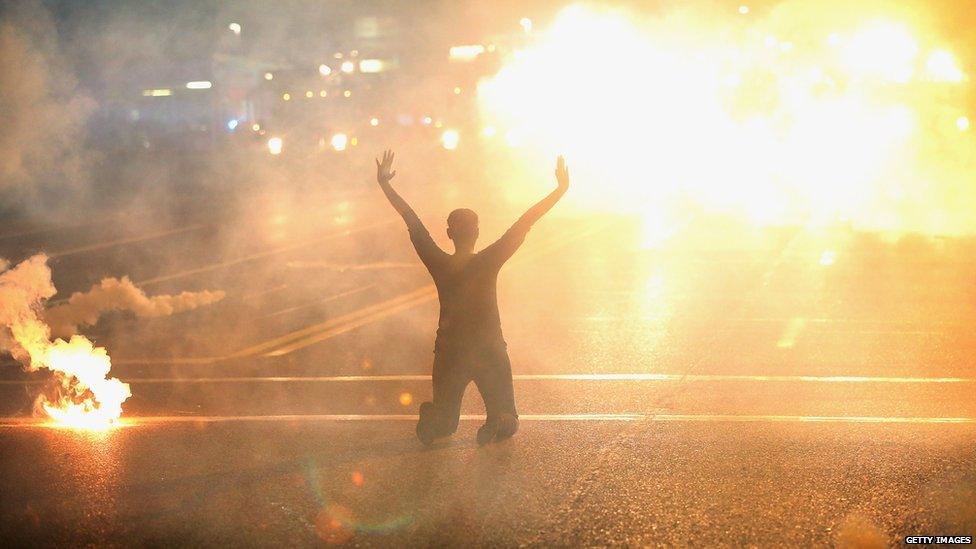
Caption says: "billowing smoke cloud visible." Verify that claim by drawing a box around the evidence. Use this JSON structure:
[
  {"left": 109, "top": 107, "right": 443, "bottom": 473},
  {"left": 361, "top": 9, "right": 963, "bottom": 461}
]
[
  {"left": 0, "top": 254, "right": 56, "bottom": 367},
  {"left": 1, "top": 254, "right": 224, "bottom": 427},
  {"left": 0, "top": 254, "right": 129, "bottom": 427},
  {"left": 43, "top": 277, "right": 226, "bottom": 339},
  {"left": 0, "top": 2, "right": 95, "bottom": 197}
]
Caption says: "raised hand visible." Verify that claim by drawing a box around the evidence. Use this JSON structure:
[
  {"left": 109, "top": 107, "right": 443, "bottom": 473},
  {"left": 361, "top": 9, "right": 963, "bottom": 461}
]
[
  {"left": 375, "top": 149, "right": 397, "bottom": 185},
  {"left": 555, "top": 155, "right": 569, "bottom": 191}
]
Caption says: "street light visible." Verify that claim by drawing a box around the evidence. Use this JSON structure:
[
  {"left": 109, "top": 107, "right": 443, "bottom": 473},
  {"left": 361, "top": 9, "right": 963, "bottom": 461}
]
[{"left": 441, "top": 129, "right": 460, "bottom": 150}]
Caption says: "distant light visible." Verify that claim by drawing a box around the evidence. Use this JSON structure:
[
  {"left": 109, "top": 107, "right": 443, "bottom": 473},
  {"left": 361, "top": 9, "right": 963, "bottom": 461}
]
[
  {"left": 421, "top": 116, "right": 432, "bottom": 125},
  {"left": 519, "top": 17, "right": 532, "bottom": 34},
  {"left": 226, "top": 119, "right": 239, "bottom": 131},
  {"left": 350, "top": 49, "right": 359, "bottom": 57},
  {"left": 341, "top": 61, "right": 355, "bottom": 73},
  {"left": 318, "top": 64, "right": 332, "bottom": 76},
  {"left": 343, "top": 90, "right": 352, "bottom": 98},
  {"left": 449, "top": 44, "right": 486, "bottom": 62},
  {"left": 359, "top": 59, "right": 384, "bottom": 73},
  {"left": 267, "top": 137, "right": 283, "bottom": 155},
  {"left": 398, "top": 392, "right": 413, "bottom": 406},
  {"left": 228, "top": 22, "right": 241, "bottom": 35},
  {"left": 319, "top": 90, "right": 327, "bottom": 98},
  {"left": 305, "top": 90, "right": 314, "bottom": 98},
  {"left": 957, "top": 116, "right": 971, "bottom": 132},
  {"left": 453, "top": 86, "right": 462, "bottom": 95},
  {"left": 185, "top": 81, "right": 212, "bottom": 90},
  {"left": 142, "top": 88, "right": 172, "bottom": 97},
  {"left": 282, "top": 93, "right": 291, "bottom": 101},
  {"left": 441, "top": 129, "right": 460, "bottom": 150},
  {"left": 331, "top": 133, "right": 348, "bottom": 151},
  {"left": 738, "top": 5, "right": 749, "bottom": 14},
  {"left": 350, "top": 137, "right": 358, "bottom": 146},
  {"left": 819, "top": 250, "right": 836, "bottom": 266},
  {"left": 481, "top": 126, "right": 496, "bottom": 138},
  {"left": 333, "top": 52, "right": 343, "bottom": 59},
  {"left": 251, "top": 123, "right": 260, "bottom": 131},
  {"left": 370, "top": 117, "right": 379, "bottom": 126},
  {"left": 264, "top": 72, "right": 273, "bottom": 80},
  {"left": 434, "top": 120, "right": 443, "bottom": 128}
]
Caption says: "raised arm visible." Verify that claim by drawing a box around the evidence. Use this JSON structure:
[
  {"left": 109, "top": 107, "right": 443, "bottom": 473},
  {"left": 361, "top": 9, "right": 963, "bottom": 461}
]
[
  {"left": 375, "top": 150, "right": 423, "bottom": 230},
  {"left": 512, "top": 155, "right": 569, "bottom": 233},
  {"left": 482, "top": 156, "right": 569, "bottom": 265},
  {"left": 375, "top": 149, "right": 445, "bottom": 267}
]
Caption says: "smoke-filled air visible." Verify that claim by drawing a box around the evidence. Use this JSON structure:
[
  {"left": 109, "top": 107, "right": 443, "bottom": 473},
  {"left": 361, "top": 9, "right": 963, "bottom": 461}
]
[
  {"left": 479, "top": 1, "right": 976, "bottom": 238},
  {"left": 0, "top": 1, "right": 974, "bottom": 544}
]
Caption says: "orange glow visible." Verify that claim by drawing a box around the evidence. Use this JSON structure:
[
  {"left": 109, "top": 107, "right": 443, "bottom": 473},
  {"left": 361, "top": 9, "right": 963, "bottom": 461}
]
[
  {"left": 478, "top": 3, "right": 976, "bottom": 236},
  {"left": 38, "top": 336, "right": 132, "bottom": 430},
  {"left": 2, "top": 256, "right": 131, "bottom": 430}
]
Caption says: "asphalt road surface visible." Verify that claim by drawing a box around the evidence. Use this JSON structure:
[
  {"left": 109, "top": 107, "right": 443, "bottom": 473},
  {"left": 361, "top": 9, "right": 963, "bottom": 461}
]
[{"left": 1, "top": 193, "right": 974, "bottom": 546}]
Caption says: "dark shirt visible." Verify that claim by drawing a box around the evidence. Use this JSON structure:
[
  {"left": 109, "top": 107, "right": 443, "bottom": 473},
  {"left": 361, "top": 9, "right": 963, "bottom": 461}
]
[{"left": 407, "top": 219, "right": 530, "bottom": 346}]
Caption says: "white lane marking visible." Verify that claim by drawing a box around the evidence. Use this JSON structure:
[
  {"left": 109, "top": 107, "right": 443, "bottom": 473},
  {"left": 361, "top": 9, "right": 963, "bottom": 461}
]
[
  {"left": 3, "top": 372, "right": 968, "bottom": 385},
  {"left": 136, "top": 218, "right": 396, "bottom": 287},
  {"left": 0, "top": 215, "right": 125, "bottom": 241},
  {"left": 240, "top": 284, "right": 289, "bottom": 301},
  {"left": 1, "top": 413, "right": 972, "bottom": 427},
  {"left": 261, "top": 284, "right": 378, "bottom": 319},
  {"left": 49, "top": 224, "right": 208, "bottom": 259},
  {"left": 284, "top": 261, "right": 422, "bottom": 271},
  {"left": 647, "top": 414, "right": 976, "bottom": 424}
]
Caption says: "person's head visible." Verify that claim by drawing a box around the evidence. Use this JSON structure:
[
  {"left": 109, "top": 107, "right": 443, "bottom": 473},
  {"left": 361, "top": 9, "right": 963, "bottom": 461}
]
[{"left": 447, "top": 208, "right": 479, "bottom": 251}]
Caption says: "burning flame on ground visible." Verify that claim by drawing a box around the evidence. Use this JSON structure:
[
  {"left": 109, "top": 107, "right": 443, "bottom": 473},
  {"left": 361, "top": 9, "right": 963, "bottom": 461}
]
[
  {"left": 1, "top": 255, "right": 130, "bottom": 429},
  {"left": 37, "top": 336, "right": 131, "bottom": 429},
  {"left": 1, "top": 254, "right": 223, "bottom": 430}
]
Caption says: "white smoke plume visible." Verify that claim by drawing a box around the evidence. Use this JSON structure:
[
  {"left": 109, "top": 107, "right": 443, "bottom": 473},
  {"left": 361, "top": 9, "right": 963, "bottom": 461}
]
[
  {"left": 1, "top": 254, "right": 222, "bottom": 427},
  {"left": 0, "top": 254, "right": 56, "bottom": 366},
  {"left": 0, "top": 254, "right": 130, "bottom": 427},
  {"left": 43, "top": 277, "right": 226, "bottom": 339}
]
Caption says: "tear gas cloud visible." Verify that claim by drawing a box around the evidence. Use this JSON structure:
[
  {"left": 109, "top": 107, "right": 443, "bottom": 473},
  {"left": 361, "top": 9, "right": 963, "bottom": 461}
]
[
  {"left": 0, "top": 254, "right": 226, "bottom": 427},
  {"left": 43, "top": 277, "right": 225, "bottom": 339},
  {"left": 1, "top": 0, "right": 975, "bottom": 427}
]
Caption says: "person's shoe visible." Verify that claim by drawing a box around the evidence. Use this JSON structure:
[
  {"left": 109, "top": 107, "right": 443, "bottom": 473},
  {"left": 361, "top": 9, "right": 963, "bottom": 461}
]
[
  {"left": 495, "top": 413, "right": 519, "bottom": 440},
  {"left": 476, "top": 420, "right": 499, "bottom": 446},
  {"left": 416, "top": 402, "right": 437, "bottom": 446}
]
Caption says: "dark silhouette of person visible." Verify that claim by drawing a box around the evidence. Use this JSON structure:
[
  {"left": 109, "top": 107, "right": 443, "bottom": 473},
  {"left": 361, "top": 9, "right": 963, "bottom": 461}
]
[{"left": 375, "top": 150, "right": 569, "bottom": 445}]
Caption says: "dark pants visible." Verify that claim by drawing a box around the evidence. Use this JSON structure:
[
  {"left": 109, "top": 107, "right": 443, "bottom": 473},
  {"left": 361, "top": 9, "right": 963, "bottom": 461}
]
[{"left": 418, "top": 338, "right": 518, "bottom": 438}]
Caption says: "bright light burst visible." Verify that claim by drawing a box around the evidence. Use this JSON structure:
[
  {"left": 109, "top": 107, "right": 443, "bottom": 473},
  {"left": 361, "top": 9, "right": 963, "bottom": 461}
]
[
  {"left": 478, "top": 3, "right": 975, "bottom": 237},
  {"left": 39, "top": 336, "right": 132, "bottom": 430}
]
